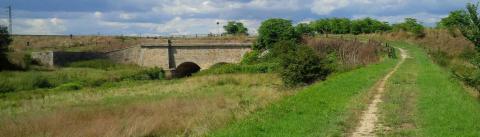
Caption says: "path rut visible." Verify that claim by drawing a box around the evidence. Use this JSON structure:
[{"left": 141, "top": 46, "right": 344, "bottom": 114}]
[{"left": 351, "top": 48, "right": 408, "bottom": 137}]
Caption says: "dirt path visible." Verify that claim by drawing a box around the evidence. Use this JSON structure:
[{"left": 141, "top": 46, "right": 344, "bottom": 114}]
[{"left": 351, "top": 48, "right": 408, "bottom": 137}]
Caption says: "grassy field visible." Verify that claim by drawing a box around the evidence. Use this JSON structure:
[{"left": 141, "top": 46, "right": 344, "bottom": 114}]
[
  {"left": 0, "top": 59, "right": 165, "bottom": 93},
  {"left": 379, "top": 42, "right": 480, "bottom": 136},
  {"left": 0, "top": 73, "right": 293, "bottom": 137},
  {"left": 209, "top": 57, "right": 397, "bottom": 137}
]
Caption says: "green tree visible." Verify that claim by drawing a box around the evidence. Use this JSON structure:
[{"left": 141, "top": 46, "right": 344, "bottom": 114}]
[
  {"left": 0, "top": 25, "right": 12, "bottom": 70},
  {"left": 458, "top": 3, "right": 480, "bottom": 50},
  {"left": 223, "top": 21, "right": 248, "bottom": 35},
  {"left": 393, "top": 18, "right": 425, "bottom": 37},
  {"left": 437, "top": 10, "right": 469, "bottom": 29},
  {"left": 351, "top": 18, "right": 391, "bottom": 34},
  {"left": 295, "top": 23, "right": 314, "bottom": 36},
  {"left": 311, "top": 19, "right": 328, "bottom": 34},
  {"left": 255, "top": 18, "right": 298, "bottom": 50}
]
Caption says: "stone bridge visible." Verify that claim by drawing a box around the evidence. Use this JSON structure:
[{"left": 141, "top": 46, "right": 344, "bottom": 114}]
[
  {"left": 33, "top": 42, "right": 252, "bottom": 76},
  {"left": 106, "top": 42, "right": 251, "bottom": 76}
]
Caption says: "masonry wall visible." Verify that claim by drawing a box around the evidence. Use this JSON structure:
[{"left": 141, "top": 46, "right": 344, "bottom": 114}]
[
  {"left": 171, "top": 46, "right": 251, "bottom": 69},
  {"left": 105, "top": 46, "right": 142, "bottom": 65},
  {"left": 32, "top": 44, "right": 252, "bottom": 69},
  {"left": 31, "top": 51, "right": 104, "bottom": 66}
]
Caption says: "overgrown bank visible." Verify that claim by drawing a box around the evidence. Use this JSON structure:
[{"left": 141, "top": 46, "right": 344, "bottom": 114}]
[
  {"left": 209, "top": 52, "right": 398, "bottom": 137},
  {"left": 379, "top": 42, "right": 480, "bottom": 136}
]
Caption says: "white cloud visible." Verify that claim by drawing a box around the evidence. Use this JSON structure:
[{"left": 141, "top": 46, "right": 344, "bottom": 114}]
[
  {"left": 154, "top": 17, "right": 260, "bottom": 35},
  {"left": 311, "top": 0, "right": 349, "bottom": 15},
  {"left": 14, "top": 18, "right": 67, "bottom": 35},
  {"left": 353, "top": 12, "right": 446, "bottom": 25},
  {"left": 119, "top": 12, "right": 135, "bottom": 20},
  {"left": 94, "top": 11, "right": 103, "bottom": 18}
]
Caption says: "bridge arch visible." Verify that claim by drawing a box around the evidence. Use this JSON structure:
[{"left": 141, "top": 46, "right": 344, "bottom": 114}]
[{"left": 175, "top": 62, "right": 201, "bottom": 77}]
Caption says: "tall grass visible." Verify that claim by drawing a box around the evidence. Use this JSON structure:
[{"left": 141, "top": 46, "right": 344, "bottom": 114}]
[
  {"left": 372, "top": 29, "right": 480, "bottom": 91},
  {"left": 210, "top": 54, "right": 398, "bottom": 137},
  {"left": 0, "top": 59, "right": 165, "bottom": 93},
  {"left": 197, "top": 62, "right": 279, "bottom": 75},
  {"left": 0, "top": 73, "right": 292, "bottom": 137},
  {"left": 305, "top": 37, "right": 389, "bottom": 71}
]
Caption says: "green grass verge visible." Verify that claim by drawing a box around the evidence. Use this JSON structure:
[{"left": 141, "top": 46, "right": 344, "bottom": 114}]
[
  {"left": 380, "top": 42, "right": 480, "bottom": 136},
  {"left": 209, "top": 57, "right": 398, "bottom": 137}
]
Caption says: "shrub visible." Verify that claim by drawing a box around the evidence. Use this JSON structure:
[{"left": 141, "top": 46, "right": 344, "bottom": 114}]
[
  {"left": 67, "top": 59, "right": 120, "bottom": 70},
  {"left": 431, "top": 50, "right": 451, "bottom": 67},
  {"left": 255, "top": 18, "right": 299, "bottom": 50},
  {"left": 241, "top": 50, "right": 260, "bottom": 64},
  {"left": 29, "top": 74, "right": 53, "bottom": 89},
  {"left": 0, "top": 80, "right": 15, "bottom": 93},
  {"left": 126, "top": 67, "right": 165, "bottom": 80},
  {"left": 56, "top": 82, "right": 83, "bottom": 91},
  {"left": 279, "top": 42, "right": 331, "bottom": 86},
  {"left": 198, "top": 62, "right": 279, "bottom": 75},
  {"left": 306, "top": 37, "right": 384, "bottom": 71},
  {"left": 392, "top": 18, "right": 426, "bottom": 38}
]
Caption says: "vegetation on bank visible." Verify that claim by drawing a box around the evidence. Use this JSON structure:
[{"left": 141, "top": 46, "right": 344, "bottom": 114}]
[
  {"left": 0, "top": 59, "right": 165, "bottom": 93},
  {"left": 379, "top": 42, "right": 480, "bottom": 136},
  {"left": 210, "top": 53, "right": 398, "bottom": 137},
  {"left": 0, "top": 73, "right": 294, "bottom": 137}
]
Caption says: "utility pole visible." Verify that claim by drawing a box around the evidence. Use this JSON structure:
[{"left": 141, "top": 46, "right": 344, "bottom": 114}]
[
  {"left": 216, "top": 21, "right": 220, "bottom": 36},
  {"left": 7, "top": 5, "right": 12, "bottom": 34}
]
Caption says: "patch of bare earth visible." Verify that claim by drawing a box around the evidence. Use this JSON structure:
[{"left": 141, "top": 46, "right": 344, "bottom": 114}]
[{"left": 351, "top": 48, "right": 408, "bottom": 137}]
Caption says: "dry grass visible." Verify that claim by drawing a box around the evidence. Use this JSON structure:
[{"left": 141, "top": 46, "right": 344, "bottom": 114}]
[
  {"left": 11, "top": 35, "right": 255, "bottom": 52},
  {"left": 367, "top": 29, "right": 480, "bottom": 91},
  {"left": 304, "top": 37, "right": 386, "bottom": 70},
  {"left": 0, "top": 73, "right": 293, "bottom": 137},
  {"left": 378, "top": 29, "right": 474, "bottom": 57}
]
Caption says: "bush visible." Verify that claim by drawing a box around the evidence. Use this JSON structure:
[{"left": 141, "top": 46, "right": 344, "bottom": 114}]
[
  {"left": 279, "top": 42, "right": 331, "bottom": 86},
  {"left": 67, "top": 59, "right": 121, "bottom": 70},
  {"left": 0, "top": 80, "right": 15, "bottom": 93},
  {"left": 56, "top": 82, "right": 83, "bottom": 91},
  {"left": 431, "top": 50, "right": 451, "bottom": 67},
  {"left": 255, "top": 18, "right": 299, "bottom": 50},
  {"left": 198, "top": 62, "right": 279, "bottom": 75},
  {"left": 241, "top": 50, "right": 261, "bottom": 64},
  {"left": 392, "top": 18, "right": 426, "bottom": 38},
  {"left": 126, "top": 67, "right": 165, "bottom": 80}
]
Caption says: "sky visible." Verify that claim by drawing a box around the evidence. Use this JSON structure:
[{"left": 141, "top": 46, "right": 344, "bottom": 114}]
[{"left": 0, "top": 0, "right": 474, "bottom": 36}]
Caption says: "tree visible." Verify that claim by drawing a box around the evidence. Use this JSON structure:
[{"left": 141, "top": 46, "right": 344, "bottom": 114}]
[
  {"left": 351, "top": 18, "right": 391, "bottom": 34},
  {"left": 393, "top": 18, "right": 425, "bottom": 37},
  {"left": 0, "top": 25, "right": 12, "bottom": 70},
  {"left": 295, "top": 23, "right": 314, "bottom": 36},
  {"left": 459, "top": 3, "right": 480, "bottom": 50},
  {"left": 437, "top": 10, "right": 469, "bottom": 29},
  {"left": 255, "top": 18, "right": 298, "bottom": 50},
  {"left": 223, "top": 21, "right": 248, "bottom": 35}
]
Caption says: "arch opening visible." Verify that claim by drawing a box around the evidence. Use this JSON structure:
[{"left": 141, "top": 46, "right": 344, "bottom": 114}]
[{"left": 175, "top": 62, "right": 201, "bottom": 78}]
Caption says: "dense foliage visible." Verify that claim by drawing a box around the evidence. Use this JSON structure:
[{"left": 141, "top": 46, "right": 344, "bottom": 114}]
[
  {"left": 223, "top": 21, "right": 249, "bottom": 35},
  {"left": 310, "top": 18, "right": 391, "bottom": 35},
  {"left": 274, "top": 41, "right": 331, "bottom": 86},
  {"left": 392, "top": 18, "right": 426, "bottom": 38},
  {"left": 255, "top": 18, "right": 299, "bottom": 50},
  {"left": 439, "top": 3, "right": 480, "bottom": 50},
  {"left": 0, "top": 26, "right": 12, "bottom": 70},
  {"left": 295, "top": 23, "right": 315, "bottom": 36}
]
